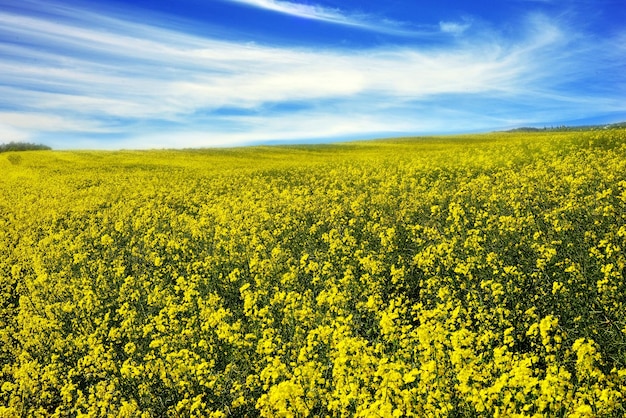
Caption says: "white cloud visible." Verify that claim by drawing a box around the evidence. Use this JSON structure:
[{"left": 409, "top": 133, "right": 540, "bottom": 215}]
[
  {"left": 0, "top": 2, "right": 624, "bottom": 149},
  {"left": 439, "top": 21, "right": 471, "bottom": 35},
  {"left": 0, "top": 112, "right": 103, "bottom": 132},
  {"left": 0, "top": 8, "right": 523, "bottom": 118},
  {"left": 0, "top": 124, "right": 31, "bottom": 143},
  {"left": 225, "top": 0, "right": 351, "bottom": 23},
  {"left": 221, "top": 0, "right": 422, "bottom": 35}
]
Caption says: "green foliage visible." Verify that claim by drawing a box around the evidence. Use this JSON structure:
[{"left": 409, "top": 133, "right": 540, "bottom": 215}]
[{"left": 0, "top": 141, "right": 51, "bottom": 153}]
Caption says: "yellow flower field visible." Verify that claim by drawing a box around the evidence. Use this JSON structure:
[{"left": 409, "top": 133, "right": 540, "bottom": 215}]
[{"left": 1, "top": 130, "right": 625, "bottom": 417}]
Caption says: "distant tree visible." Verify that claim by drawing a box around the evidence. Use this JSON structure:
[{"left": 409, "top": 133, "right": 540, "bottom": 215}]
[{"left": 0, "top": 142, "right": 52, "bottom": 153}]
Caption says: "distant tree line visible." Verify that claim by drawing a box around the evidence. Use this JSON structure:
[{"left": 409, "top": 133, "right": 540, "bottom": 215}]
[
  {"left": 0, "top": 142, "right": 52, "bottom": 153},
  {"left": 504, "top": 121, "right": 626, "bottom": 133}
]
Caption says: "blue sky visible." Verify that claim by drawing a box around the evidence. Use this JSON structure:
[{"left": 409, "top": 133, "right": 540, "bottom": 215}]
[{"left": 0, "top": 0, "right": 625, "bottom": 149}]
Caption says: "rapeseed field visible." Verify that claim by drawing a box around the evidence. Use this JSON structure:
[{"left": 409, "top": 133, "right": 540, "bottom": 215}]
[{"left": 1, "top": 130, "right": 625, "bottom": 417}]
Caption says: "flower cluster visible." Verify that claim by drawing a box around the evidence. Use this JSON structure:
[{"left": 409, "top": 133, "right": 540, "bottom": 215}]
[{"left": 1, "top": 130, "right": 625, "bottom": 416}]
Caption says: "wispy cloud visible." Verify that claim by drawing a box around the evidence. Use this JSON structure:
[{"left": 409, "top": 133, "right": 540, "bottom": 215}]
[
  {"left": 439, "top": 20, "right": 471, "bottom": 35},
  {"left": 221, "top": 0, "right": 424, "bottom": 35},
  {"left": 224, "top": 0, "right": 355, "bottom": 23},
  {"left": 0, "top": 1, "right": 624, "bottom": 149}
]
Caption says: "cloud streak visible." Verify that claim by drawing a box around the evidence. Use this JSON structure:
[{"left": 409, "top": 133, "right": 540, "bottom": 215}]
[
  {"left": 224, "top": 0, "right": 360, "bottom": 24},
  {"left": 439, "top": 20, "right": 471, "bottom": 35},
  {"left": 220, "top": 0, "right": 429, "bottom": 36},
  {"left": 0, "top": 1, "right": 624, "bottom": 149}
]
